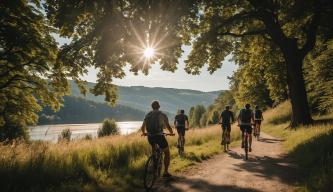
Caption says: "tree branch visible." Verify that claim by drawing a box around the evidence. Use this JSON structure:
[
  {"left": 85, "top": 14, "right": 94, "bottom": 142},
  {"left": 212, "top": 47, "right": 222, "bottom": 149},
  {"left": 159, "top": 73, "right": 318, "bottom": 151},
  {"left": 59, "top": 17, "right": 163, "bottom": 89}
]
[
  {"left": 299, "top": 0, "right": 322, "bottom": 57},
  {"left": 217, "top": 29, "right": 267, "bottom": 38}
]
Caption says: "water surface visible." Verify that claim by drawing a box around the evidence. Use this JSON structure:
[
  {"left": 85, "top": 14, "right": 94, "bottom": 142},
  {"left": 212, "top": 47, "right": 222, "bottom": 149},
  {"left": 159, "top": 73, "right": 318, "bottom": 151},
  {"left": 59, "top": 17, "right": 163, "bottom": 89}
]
[{"left": 29, "top": 121, "right": 143, "bottom": 143}]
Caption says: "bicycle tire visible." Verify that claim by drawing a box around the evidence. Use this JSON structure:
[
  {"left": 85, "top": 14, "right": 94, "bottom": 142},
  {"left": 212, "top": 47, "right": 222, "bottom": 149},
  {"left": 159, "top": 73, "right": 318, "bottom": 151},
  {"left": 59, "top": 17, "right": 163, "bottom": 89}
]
[
  {"left": 143, "top": 156, "right": 157, "bottom": 190},
  {"left": 244, "top": 134, "right": 248, "bottom": 160}
]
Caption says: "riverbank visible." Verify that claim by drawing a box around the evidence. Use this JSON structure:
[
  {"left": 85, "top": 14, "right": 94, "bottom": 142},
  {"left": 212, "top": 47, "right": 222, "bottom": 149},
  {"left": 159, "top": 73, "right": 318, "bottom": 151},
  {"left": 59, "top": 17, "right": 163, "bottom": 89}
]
[{"left": 0, "top": 124, "right": 241, "bottom": 192}]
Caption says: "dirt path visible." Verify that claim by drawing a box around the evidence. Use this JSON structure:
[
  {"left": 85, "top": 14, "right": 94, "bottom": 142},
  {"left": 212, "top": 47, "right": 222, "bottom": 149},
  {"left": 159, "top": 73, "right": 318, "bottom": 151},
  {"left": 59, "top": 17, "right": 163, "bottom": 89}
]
[{"left": 155, "top": 132, "right": 299, "bottom": 192}]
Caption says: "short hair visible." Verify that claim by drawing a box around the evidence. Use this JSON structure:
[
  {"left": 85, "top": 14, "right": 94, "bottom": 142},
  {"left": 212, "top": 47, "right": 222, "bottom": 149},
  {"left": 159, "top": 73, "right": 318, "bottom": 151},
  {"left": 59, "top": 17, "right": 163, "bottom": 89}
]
[
  {"left": 180, "top": 109, "right": 185, "bottom": 114},
  {"left": 245, "top": 103, "right": 251, "bottom": 109},
  {"left": 225, "top": 105, "right": 230, "bottom": 110},
  {"left": 151, "top": 100, "right": 160, "bottom": 110}
]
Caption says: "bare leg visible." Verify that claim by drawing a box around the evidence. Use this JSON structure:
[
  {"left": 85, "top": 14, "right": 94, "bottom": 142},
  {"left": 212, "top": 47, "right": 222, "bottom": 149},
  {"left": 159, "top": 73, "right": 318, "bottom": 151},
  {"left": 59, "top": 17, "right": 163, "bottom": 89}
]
[{"left": 163, "top": 147, "right": 171, "bottom": 174}]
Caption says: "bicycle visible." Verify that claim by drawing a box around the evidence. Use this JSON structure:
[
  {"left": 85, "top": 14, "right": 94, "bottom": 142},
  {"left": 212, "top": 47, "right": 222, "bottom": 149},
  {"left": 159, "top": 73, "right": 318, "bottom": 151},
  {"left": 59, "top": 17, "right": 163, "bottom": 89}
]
[
  {"left": 239, "top": 124, "right": 253, "bottom": 160},
  {"left": 219, "top": 123, "right": 230, "bottom": 152},
  {"left": 143, "top": 133, "right": 172, "bottom": 191},
  {"left": 177, "top": 127, "right": 188, "bottom": 157},
  {"left": 253, "top": 123, "right": 260, "bottom": 141},
  {"left": 177, "top": 134, "right": 185, "bottom": 156},
  {"left": 244, "top": 128, "right": 250, "bottom": 160}
]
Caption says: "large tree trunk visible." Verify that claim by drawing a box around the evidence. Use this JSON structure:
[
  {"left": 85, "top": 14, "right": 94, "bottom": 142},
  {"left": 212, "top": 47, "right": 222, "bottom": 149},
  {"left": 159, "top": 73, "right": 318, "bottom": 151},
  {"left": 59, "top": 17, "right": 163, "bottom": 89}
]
[{"left": 282, "top": 43, "right": 313, "bottom": 127}]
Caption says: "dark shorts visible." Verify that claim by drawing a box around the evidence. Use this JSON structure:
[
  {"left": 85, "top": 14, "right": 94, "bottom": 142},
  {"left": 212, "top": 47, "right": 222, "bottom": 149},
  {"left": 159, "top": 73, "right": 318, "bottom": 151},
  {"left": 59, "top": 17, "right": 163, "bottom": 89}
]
[
  {"left": 221, "top": 124, "right": 231, "bottom": 132},
  {"left": 240, "top": 125, "right": 252, "bottom": 134},
  {"left": 255, "top": 120, "right": 262, "bottom": 125},
  {"left": 176, "top": 126, "right": 185, "bottom": 136},
  {"left": 148, "top": 135, "right": 169, "bottom": 149}
]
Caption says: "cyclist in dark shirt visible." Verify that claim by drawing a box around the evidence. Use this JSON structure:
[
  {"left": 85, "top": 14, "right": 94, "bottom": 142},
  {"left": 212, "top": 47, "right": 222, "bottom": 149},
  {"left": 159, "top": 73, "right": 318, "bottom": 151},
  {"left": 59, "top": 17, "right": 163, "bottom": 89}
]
[
  {"left": 174, "top": 109, "right": 189, "bottom": 149},
  {"left": 237, "top": 104, "right": 254, "bottom": 152},
  {"left": 141, "top": 101, "right": 175, "bottom": 177},
  {"left": 219, "top": 106, "right": 235, "bottom": 152},
  {"left": 254, "top": 106, "right": 264, "bottom": 139}
]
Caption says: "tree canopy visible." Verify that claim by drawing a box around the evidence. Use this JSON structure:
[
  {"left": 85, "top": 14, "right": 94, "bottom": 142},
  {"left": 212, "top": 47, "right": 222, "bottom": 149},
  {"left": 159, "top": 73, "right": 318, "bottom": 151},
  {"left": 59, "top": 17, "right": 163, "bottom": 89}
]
[
  {"left": 45, "top": 0, "right": 333, "bottom": 127},
  {"left": 0, "top": 1, "right": 72, "bottom": 140}
]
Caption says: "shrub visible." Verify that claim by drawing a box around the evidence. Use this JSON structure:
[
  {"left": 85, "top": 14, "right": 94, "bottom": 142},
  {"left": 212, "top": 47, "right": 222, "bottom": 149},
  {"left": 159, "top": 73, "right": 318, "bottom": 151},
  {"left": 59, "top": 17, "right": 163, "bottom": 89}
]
[
  {"left": 58, "top": 128, "right": 71, "bottom": 142},
  {"left": 98, "top": 119, "right": 119, "bottom": 137},
  {"left": 84, "top": 134, "right": 92, "bottom": 140}
]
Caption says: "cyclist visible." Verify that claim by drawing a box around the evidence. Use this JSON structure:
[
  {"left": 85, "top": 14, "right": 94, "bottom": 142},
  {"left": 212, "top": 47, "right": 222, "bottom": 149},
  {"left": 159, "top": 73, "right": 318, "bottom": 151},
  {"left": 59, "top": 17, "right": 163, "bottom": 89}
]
[
  {"left": 219, "top": 105, "right": 234, "bottom": 152},
  {"left": 141, "top": 100, "right": 175, "bottom": 177},
  {"left": 237, "top": 104, "right": 254, "bottom": 152},
  {"left": 254, "top": 106, "right": 264, "bottom": 138},
  {"left": 174, "top": 109, "right": 189, "bottom": 150}
]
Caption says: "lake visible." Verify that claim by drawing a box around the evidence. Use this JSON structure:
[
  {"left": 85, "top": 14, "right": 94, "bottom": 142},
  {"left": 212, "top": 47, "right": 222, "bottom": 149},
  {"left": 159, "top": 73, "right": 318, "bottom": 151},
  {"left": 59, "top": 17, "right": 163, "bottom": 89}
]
[{"left": 28, "top": 121, "right": 143, "bottom": 143}]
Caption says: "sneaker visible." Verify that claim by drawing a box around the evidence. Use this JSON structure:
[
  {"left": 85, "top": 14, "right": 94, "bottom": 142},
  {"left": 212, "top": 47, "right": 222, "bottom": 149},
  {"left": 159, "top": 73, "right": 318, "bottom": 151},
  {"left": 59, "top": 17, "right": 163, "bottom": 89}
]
[{"left": 162, "top": 173, "right": 172, "bottom": 178}]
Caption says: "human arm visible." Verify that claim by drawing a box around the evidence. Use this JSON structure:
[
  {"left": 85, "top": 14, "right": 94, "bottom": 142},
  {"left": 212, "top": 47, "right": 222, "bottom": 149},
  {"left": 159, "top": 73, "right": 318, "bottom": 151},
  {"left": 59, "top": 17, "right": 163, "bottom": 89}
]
[
  {"left": 251, "top": 111, "right": 255, "bottom": 124},
  {"left": 163, "top": 114, "right": 175, "bottom": 135},
  {"left": 185, "top": 116, "right": 190, "bottom": 130},
  {"left": 231, "top": 112, "right": 235, "bottom": 123},
  {"left": 141, "top": 120, "right": 147, "bottom": 136}
]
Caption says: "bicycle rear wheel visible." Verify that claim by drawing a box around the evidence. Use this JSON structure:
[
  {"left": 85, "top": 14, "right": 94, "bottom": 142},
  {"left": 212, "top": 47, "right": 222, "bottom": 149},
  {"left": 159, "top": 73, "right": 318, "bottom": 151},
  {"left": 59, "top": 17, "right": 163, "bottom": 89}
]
[
  {"left": 143, "top": 156, "right": 157, "bottom": 190},
  {"left": 244, "top": 135, "right": 249, "bottom": 160}
]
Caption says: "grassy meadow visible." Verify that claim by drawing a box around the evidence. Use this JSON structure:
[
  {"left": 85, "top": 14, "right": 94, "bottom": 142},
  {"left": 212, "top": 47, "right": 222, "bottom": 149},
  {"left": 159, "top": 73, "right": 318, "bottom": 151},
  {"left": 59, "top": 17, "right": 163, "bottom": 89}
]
[
  {"left": 262, "top": 101, "right": 333, "bottom": 192},
  {"left": 0, "top": 124, "right": 241, "bottom": 192}
]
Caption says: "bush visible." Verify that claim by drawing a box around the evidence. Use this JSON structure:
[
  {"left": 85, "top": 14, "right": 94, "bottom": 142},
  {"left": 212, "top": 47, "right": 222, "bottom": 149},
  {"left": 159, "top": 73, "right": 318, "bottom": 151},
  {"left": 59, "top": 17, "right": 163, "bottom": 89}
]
[
  {"left": 84, "top": 134, "right": 92, "bottom": 140},
  {"left": 58, "top": 128, "right": 71, "bottom": 142},
  {"left": 98, "top": 119, "right": 119, "bottom": 137}
]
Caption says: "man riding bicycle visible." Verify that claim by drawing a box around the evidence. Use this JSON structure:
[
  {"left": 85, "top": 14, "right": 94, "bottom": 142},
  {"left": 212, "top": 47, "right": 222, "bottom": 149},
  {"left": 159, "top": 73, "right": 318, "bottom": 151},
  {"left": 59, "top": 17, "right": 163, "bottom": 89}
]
[
  {"left": 141, "top": 101, "right": 175, "bottom": 177},
  {"left": 219, "top": 105, "right": 234, "bottom": 152},
  {"left": 237, "top": 104, "right": 255, "bottom": 152},
  {"left": 174, "top": 109, "right": 189, "bottom": 152},
  {"left": 254, "top": 106, "right": 264, "bottom": 139}
]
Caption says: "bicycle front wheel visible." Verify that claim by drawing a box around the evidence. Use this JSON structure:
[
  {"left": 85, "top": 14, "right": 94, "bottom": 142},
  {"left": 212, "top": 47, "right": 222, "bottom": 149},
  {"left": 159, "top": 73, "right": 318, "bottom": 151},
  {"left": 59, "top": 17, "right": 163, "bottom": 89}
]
[{"left": 143, "top": 156, "right": 157, "bottom": 190}]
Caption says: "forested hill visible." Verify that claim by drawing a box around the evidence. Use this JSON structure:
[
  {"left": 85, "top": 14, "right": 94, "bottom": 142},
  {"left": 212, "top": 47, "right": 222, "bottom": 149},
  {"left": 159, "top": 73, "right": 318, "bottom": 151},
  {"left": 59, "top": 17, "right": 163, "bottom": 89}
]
[
  {"left": 70, "top": 81, "right": 221, "bottom": 114},
  {"left": 38, "top": 96, "right": 145, "bottom": 125}
]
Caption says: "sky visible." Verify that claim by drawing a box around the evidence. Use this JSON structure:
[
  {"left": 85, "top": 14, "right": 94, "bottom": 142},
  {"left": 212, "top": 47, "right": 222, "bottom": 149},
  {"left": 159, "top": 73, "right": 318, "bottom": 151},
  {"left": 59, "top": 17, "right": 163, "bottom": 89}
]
[{"left": 55, "top": 35, "right": 238, "bottom": 92}]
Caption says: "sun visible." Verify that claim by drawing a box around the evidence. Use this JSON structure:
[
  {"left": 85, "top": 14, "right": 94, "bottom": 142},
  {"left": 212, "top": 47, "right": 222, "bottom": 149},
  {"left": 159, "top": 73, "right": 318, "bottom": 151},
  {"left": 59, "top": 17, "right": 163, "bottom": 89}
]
[{"left": 143, "top": 47, "right": 155, "bottom": 58}]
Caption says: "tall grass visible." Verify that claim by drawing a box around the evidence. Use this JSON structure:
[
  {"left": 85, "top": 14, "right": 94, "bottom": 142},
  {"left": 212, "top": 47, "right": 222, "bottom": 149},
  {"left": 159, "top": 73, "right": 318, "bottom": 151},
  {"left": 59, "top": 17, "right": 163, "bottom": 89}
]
[
  {"left": 0, "top": 124, "right": 241, "bottom": 192},
  {"left": 262, "top": 101, "right": 333, "bottom": 192}
]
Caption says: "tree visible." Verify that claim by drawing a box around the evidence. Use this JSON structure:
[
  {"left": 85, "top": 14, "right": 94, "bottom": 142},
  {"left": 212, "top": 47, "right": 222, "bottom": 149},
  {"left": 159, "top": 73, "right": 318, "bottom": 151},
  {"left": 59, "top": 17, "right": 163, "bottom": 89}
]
[
  {"left": 0, "top": 1, "right": 72, "bottom": 140},
  {"left": 190, "top": 105, "right": 206, "bottom": 127},
  {"left": 181, "top": 0, "right": 333, "bottom": 127},
  {"left": 305, "top": 40, "right": 333, "bottom": 112}
]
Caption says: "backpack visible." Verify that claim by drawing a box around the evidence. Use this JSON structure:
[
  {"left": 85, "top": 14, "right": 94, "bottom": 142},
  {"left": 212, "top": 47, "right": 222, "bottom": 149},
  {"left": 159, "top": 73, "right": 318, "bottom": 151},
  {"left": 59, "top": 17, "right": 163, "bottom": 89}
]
[
  {"left": 145, "top": 111, "right": 163, "bottom": 134},
  {"left": 255, "top": 109, "right": 262, "bottom": 120},
  {"left": 240, "top": 109, "right": 252, "bottom": 124}
]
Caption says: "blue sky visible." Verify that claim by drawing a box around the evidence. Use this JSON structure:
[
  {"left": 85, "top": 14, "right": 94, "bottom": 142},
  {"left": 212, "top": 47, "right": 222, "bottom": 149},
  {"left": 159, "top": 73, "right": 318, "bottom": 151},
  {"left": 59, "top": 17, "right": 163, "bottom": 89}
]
[{"left": 55, "top": 35, "right": 238, "bottom": 92}]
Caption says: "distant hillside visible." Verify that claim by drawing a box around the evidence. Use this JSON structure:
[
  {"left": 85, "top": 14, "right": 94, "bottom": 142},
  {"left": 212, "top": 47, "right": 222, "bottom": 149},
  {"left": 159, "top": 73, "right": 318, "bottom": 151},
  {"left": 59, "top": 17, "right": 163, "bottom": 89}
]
[
  {"left": 38, "top": 96, "right": 145, "bottom": 125},
  {"left": 70, "top": 81, "right": 222, "bottom": 115}
]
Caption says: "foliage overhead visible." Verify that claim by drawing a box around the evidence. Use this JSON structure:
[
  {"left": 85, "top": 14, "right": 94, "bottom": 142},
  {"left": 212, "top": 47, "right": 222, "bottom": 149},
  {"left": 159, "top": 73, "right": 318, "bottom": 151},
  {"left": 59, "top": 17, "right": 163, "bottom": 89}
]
[
  {"left": 0, "top": 1, "right": 72, "bottom": 140},
  {"left": 45, "top": 0, "right": 200, "bottom": 103}
]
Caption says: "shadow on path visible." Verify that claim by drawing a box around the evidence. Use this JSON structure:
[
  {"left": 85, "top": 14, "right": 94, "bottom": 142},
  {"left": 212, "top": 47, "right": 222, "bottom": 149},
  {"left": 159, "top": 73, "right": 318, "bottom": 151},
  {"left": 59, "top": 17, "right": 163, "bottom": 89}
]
[
  {"left": 259, "top": 138, "right": 285, "bottom": 143},
  {"left": 154, "top": 177, "right": 260, "bottom": 192}
]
